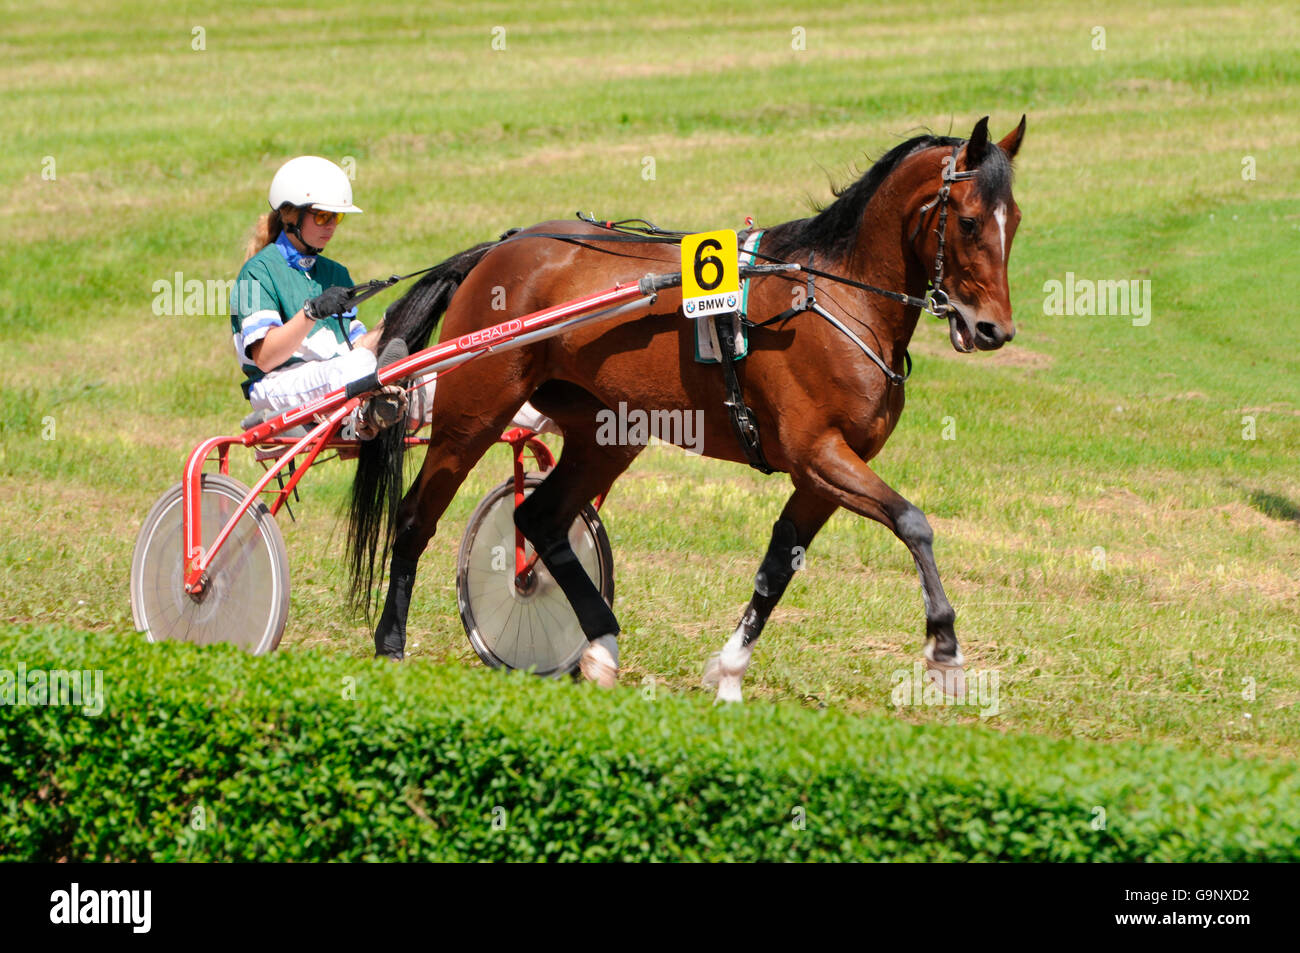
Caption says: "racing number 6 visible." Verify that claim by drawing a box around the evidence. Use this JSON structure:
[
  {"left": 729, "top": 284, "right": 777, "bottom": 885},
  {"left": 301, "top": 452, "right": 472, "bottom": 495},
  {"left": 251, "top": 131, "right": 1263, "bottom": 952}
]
[
  {"left": 681, "top": 229, "right": 739, "bottom": 304},
  {"left": 693, "top": 238, "right": 724, "bottom": 292}
]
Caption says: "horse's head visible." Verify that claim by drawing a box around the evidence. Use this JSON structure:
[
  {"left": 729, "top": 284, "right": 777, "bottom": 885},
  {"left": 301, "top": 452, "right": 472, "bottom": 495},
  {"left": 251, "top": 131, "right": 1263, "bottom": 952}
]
[{"left": 909, "top": 116, "right": 1025, "bottom": 352}]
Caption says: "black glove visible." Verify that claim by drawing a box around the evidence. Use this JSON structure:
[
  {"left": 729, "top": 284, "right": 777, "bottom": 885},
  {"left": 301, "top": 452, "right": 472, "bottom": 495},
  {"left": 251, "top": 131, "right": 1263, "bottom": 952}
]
[{"left": 303, "top": 286, "right": 352, "bottom": 321}]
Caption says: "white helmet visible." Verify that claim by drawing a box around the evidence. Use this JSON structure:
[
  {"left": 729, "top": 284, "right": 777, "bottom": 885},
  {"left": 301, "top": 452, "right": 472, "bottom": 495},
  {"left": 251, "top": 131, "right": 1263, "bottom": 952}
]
[{"left": 267, "top": 156, "right": 362, "bottom": 214}]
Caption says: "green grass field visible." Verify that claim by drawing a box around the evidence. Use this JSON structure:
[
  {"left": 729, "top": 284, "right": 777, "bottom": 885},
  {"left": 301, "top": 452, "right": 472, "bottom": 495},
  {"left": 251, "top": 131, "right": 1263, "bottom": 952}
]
[{"left": 2, "top": 0, "right": 1297, "bottom": 776}]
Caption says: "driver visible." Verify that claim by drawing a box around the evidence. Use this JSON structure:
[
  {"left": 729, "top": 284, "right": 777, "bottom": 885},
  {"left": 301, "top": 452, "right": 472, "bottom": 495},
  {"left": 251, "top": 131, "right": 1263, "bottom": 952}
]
[
  {"left": 231, "top": 156, "right": 397, "bottom": 429},
  {"left": 231, "top": 155, "right": 555, "bottom": 438}
]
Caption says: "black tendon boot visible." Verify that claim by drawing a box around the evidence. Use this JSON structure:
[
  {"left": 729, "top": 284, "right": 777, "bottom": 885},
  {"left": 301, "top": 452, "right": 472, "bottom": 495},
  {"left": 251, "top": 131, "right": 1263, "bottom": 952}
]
[{"left": 374, "top": 554, "right": 418, "bottom": 660}]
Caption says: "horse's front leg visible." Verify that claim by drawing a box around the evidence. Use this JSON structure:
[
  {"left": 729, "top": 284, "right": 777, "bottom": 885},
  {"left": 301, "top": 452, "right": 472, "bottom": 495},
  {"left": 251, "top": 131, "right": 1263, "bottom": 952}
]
[
  {"left": 803, "top": 435, "right": 964, "bottom": 695},
  {"left": 373, "top": 419, "right": 513, "bottom": 660}
]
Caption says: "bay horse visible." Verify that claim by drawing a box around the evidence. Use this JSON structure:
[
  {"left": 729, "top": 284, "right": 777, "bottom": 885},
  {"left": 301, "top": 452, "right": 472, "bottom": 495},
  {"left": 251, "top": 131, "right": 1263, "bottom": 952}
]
[{"left": 350, "top": 115, "right": 1026, "bottom": 702}]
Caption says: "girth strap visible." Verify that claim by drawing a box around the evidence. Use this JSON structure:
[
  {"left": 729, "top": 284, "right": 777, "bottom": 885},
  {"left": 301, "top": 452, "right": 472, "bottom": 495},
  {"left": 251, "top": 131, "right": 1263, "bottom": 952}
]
[{"left": 713, "top": 309, "right": 775, "bottom": 475}]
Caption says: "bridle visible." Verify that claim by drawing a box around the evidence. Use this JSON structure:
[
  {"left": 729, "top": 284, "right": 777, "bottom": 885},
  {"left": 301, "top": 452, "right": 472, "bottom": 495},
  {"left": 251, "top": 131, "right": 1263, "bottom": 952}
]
[
  {"left": 912, "top": 145, "right": 979, "bottom": 319},
  {"left": 733, "top": 144, "right": 978, "bottom": 322},
  {"left": 727, "top": 143, "right": 981, "bottom": 386}
]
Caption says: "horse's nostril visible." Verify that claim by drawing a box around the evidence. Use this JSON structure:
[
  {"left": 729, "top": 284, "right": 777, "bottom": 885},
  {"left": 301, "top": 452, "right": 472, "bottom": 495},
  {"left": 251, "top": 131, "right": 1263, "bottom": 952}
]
[{"left": 976, "top": 321, "right": 1001, "bottom": 341}]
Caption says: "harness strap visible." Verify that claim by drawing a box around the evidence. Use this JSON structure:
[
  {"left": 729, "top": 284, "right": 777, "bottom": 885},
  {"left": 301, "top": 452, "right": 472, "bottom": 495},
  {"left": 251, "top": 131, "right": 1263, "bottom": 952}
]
[
  {"left": 501, "top": 230, "right": 682, "bottom": 245},
  {"left": 576, "top": 211, "right": 690, "bottom": 240},
  {"left": 740, "top": 246, "right": 931, "bottom": 312},
  {"left": 713, "top": 308, "right": 775, "bottom": 474},
  {"left": 749, "top": 251, "right": 819, "bottom": 328},
  {"left": 746, "top": 252, "right": 911, "bottom": 386},
  {"left": 808, "top": 302, "right": 909, "bottom": 387}
]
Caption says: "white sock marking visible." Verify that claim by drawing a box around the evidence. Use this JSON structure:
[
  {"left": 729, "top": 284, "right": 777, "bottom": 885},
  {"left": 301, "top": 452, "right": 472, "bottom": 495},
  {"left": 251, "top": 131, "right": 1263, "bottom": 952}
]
[{"left": 711, "top": 627, "right": 753, "bottom": 703}]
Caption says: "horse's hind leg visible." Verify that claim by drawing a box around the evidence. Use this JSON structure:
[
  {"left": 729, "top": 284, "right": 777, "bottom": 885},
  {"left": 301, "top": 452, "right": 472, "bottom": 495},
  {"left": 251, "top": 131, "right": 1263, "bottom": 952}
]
[
  {"left": 703, "top": 487, "right": 838, "bottom": 702},
  {"left": 512, "top": 425, "right": 641, "bottom": 687},
  {"left": 374, "top": 385, "right": 533, "bottom": 659}
]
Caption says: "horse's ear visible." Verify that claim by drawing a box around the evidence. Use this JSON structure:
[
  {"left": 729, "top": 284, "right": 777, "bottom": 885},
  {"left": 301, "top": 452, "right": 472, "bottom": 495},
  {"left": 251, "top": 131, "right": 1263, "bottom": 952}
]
[
  {"left": 998, "top": 115, "right": 1027, "bottom": 161},
  {"left": 965, "top": 116, "right": 990, "bottom": 167}
]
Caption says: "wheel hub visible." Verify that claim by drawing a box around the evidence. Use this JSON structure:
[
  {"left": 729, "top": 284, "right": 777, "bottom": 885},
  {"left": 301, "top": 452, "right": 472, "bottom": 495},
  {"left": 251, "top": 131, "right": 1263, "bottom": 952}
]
[
  {"left": 512, "top": 567, "right": 540, "bottom": 598},
  {"left": 186, "top": 573, "right": 211, "bottom": 602}
]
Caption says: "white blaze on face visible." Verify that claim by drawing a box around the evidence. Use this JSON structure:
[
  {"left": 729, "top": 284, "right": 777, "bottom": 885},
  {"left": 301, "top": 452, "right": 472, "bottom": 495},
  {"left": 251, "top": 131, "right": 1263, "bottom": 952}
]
[{"left": 994, "top": 202, "right": 1007, "bottom": 262}]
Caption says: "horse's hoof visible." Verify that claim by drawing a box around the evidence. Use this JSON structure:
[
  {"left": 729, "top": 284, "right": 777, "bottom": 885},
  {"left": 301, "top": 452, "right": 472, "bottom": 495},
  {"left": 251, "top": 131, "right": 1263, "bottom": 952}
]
[
  {"left": 580, "top": 635, "right": 619, "bottom": 688},
  {"left": 714, "top": 677, "right": 744, "bottom": 704},
  {"left": 702, "top": 652, "right": 745, "bottom": 702},
  {"left": 924, "top": 655, "right": 966, "bottom": 698}
]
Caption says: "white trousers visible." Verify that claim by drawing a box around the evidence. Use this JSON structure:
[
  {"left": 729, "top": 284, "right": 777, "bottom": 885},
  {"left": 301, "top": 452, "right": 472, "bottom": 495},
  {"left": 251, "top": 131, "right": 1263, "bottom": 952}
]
[
  {"left": 249, "top": 354, "right": 557, "bottom": 435},
  {"left": 248, "top": 349, "right": 377, "bottom": 414}
]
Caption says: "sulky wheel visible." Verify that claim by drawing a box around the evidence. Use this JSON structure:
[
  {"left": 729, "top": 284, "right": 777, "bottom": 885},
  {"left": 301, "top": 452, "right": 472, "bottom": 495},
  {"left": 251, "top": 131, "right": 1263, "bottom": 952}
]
[
  {"left": 456, "top": 474, "right": 614, "bottom": 676},
  {"left": 130, "top": 473, "right": 290, "bottom": 655}
]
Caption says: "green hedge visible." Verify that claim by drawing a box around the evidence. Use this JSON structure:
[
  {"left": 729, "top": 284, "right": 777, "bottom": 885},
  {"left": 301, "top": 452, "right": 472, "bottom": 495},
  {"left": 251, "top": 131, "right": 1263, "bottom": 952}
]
[{"left": 1, "top": 624, "right": 1297, "bottom": 861}]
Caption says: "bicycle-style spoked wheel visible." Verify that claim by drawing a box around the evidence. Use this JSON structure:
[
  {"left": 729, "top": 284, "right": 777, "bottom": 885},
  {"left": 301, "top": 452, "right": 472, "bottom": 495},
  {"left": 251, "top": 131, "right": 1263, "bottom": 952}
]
[
  {"left": 130, "top": 473, "right": 290, "bottom": 655},
  {"left": 456, "top": 475, "right": 614, "bottom": 676}
]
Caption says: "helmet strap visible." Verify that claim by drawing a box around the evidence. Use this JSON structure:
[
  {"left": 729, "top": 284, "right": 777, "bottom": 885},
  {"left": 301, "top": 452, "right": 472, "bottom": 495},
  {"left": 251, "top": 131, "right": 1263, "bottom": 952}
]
[{"left": 284, "top": 208, "right": 324, "bottom": 256}]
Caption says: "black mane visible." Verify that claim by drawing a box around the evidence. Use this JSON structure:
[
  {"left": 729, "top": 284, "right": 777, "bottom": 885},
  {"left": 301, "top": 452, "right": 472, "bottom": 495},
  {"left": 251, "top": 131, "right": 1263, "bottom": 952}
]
[{"left": 763, "top": 133, "right": 1013, "bottom": 264}]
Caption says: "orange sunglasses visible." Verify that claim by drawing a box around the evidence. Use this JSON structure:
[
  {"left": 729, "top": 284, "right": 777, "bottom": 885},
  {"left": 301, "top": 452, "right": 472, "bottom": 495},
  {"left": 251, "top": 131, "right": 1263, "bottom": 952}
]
[{"left": 309, "top": 208, "right": 345, "bottom": 227}]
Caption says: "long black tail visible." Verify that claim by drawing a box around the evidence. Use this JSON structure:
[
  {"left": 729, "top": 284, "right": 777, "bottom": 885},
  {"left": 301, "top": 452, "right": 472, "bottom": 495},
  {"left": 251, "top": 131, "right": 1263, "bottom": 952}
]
[{"left": 346, "top": 240, "right": 500, "bottom": 618}]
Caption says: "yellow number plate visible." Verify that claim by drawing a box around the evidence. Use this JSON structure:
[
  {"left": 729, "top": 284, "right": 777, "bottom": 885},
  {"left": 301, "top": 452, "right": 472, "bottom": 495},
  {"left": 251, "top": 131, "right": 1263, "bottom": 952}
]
[{"left": 681, "top": 229, "right": 740, "bottom": 317}]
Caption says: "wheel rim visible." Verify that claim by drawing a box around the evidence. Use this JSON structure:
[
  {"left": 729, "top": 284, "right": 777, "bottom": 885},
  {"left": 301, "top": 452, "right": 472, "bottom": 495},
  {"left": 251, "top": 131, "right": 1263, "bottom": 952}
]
[
  {"left": 131, "top": 476, "right": 289, "bottom": 654},
  {"left": 458, "top": 483, "right": 606, "bottom": 675}
]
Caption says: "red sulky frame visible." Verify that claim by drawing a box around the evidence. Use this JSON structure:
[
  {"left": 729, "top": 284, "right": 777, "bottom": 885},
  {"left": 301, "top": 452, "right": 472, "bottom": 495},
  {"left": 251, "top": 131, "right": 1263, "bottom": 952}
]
[{"left": 180, "top": 279, "right": 660, "bottom": 596}]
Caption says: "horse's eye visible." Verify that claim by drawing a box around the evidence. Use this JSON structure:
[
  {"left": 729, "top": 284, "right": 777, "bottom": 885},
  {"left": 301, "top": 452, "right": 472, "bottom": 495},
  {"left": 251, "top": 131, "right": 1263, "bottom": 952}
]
[{"left": 959, "top": 217, "right": 978, "bottom": 236}]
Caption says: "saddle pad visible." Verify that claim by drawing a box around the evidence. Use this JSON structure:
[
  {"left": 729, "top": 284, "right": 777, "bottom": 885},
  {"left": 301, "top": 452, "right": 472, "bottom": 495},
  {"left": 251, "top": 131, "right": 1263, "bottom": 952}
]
[{"left": 694, "top": 229, "right": 764, "bottom": 363}]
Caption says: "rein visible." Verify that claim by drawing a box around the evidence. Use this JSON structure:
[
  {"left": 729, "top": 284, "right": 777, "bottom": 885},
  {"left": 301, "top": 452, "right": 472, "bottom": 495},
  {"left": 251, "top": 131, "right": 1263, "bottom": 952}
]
[
  {"left": 562, "top": 149, "right": 976, "bottom": 322},
  {"left": 527, "top": 147, "right": 974, "bottom": 387},
  {"left": 342, "top": 263, "right": 449, "bottom": 309},
  {"left": 345, "top": 145, "right": 975, "bottom": 390},
  {"left": 339, "top": 218, "right": 681, "bottom": 307}
]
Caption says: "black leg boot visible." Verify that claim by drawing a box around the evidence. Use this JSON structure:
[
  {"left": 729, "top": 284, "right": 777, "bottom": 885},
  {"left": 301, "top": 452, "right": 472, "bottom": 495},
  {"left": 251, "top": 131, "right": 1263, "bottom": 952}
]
[{"left": 374, "top": 555, "right": 418, "bottom": 660}]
